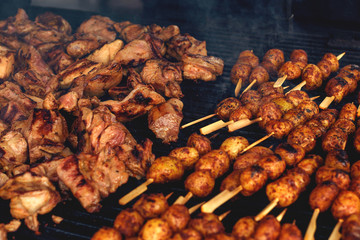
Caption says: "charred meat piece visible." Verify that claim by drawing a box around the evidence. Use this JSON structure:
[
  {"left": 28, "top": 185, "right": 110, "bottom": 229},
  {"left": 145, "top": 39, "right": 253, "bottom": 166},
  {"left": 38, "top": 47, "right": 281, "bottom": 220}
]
[
  {"left": 69, "top": 106, "right": 136, "bottom": 154},
  {"left": 78, "top": 146, "right": 129, "bottom": 198},
  {"left": 148, "top": 98, "right": 183, "bottom": 144},
  {"left": 87, "top": 39, "right": 123, "bottom": 65},
  {"left": 77, "top": 15, "right": 116, "bottom": 42},
  {"left": 0, "top": 49, "right": 15, "bottom": 79},
  {"left": 113, "top": 34, "right": 165, "bottom": 67},
  {"left": 0, "top": 172, "right": 60, "bottom": 232},
  {"left": 41, "top": 44, "right": 74, "bottom": 74},
  {"left": 115, "top": 22, "right": 148, "bottom": 42},
  {"left": 14, "top": 109, "right": 68, "bottom": 163},
  {"left": 66, "top": 33, "right": 106, "bottom": 59},
  {"left": 166, "top": 33, "right": 207, "bottom": 60},
  {"left": 0, "top": 9, "right": 36, "bottom": 35},
  {"left": 182, "top": 53, "right": 224, "bottom": 81},
  {"left": 101, "top": 84, "right": 165, "bottom": 122},
  {"left": 149, "top": 24, "right": 180, "bottom": 42},
  {"left": 35, "top": 11, "right": 72, "bottom": 35},
  {"left": 57, "top": 155, "right": 101, "bottom": 213},
  {"left": 141, "top": 59, "right": 183, "bottom": 98}
]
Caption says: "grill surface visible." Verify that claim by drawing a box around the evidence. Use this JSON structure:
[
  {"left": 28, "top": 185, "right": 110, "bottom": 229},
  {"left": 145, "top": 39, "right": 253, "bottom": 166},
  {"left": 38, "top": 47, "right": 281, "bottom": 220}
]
[{"left": 1, "top": 1, "right": 360, "bottom": 239}]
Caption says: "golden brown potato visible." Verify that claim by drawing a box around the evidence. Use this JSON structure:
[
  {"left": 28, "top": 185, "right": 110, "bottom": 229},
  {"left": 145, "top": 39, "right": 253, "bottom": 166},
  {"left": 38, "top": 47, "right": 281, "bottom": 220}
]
[
  {"left": 188, "top": 212, "right": 225, "bottom": 237},
  {"left": 146, "top": 156, "right": 185, "bottom": 184},
  {"left": 331, "top": 190, "right": 360, "bottom": 220},
  {"left": 220, "top": 136, "right": 249, "bottom": 161},
  {"left": 138, "top": 218, "right": 172, "bottom": 240},
  {"left": 252, "top": 215, "right": 281, "bottom": 240},
  {"left": 257, "top": 154, "right": 286, "bottom": 180},
  {"left": 316, "top": 166, "right": 350, "bottom": 190},
  {"left": 195, "top": 149, "right": 230, "bottom": 179},
  {"left": 262, "top": 49, "right": 285, "bottom": 70},
  {"left": 342, "top": 213, "right": 360, "bottom": 240},
  {"left": 161, "top": 204, "right": 190, "bottom": 232},
  {"left": 287, "top": 125, "right": 317, "bottom": 153},
  {"left": 278, "top": 61, "right": 301, "bottom": 80},
  {"left": 204, "top": 233, "right": 235, "bottom": 240},
  {"left": 278, "top": 223, "right": 303, "bottom": 240},
  {"left": 230, "top": 62, "right": 252, "bottom": 85},
  {"left": 290, "top": 49, "right": 308, "bottom": 70},
  {"left": 325, "top": 150, "right": 350, "bottom": 173},
  {"left": 271, "top": 97, "right": 294, "bottom": 114},
  {"left": 114, "top": 208, "right": 144, "bottom": 237},
  {"left": 229, "top": 106, "right": 252, "bottom": 122},
  {"left": 215, "top": 97, "right": 242, "bottom": 121},
  {"left": 240, "top": 165, "right": 268, "bottom": 196},
  {"left": 185, "top": 170, "right": 215, "bottom": 198},
  {"left": 302, "top": 64, "right": 323, "bottom": 90},
  {"left": 171, "top": 228, "right": 202, "bottom": 240},
  {"left": 232, "top": 216, "right": 257, "bottom": 240},
  {"left": 351, "top": 161, "right": 360, "bottom": 180},
  {"left": 220, "top": 170, "right": 241, "bottom": 192},
  {"left": 91, "top": 227, "right": 122, "bottom": 240},
  {"left": 296, "top": 154, "right": 323, "bottom": 176},
  {"left": 133, "top": 193, "right": 169, "bottom": 219},
  {"left": 187, "top": 133, "right": 212, "bottom": 156},
  {"left": 275, "top": 143, "right": 306, "bottom": 166},
  {"left": 309, "top": 181, "right": 340, "bottom": 212},
  {"left": 248, "top": 65, "right": 269, "bottom": 86},
  {"left": 285, "top": 90, "right": 309, "bottom": 107},
  {"left": 169, "top": 147, "right": 200, "bottom": 170}
]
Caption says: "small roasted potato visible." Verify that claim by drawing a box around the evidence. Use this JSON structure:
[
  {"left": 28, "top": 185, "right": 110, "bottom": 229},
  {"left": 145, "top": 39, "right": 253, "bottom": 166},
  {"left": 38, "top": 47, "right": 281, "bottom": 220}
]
[
  {"left": 146, "top": 156, "right": 185, "bottom": 184},
  {"left": 114, "top": 208, "right": 144, "bottom": 237},
  {"left": 278, "top": 223, "right": 303, "bottom": 240},
  {"left": 285, "top": 90, "right": 309, "bottom": 107},
  {"left": 188, "top": 212, "right": 225, "bottom": 237},
  {"left": 296, "top": 154, "right": 323, "bottom": 176},
  {"left": 169, "top": 147, "right": 200, "bottom": 170},
  {"left": 315, "top": 166, "right": 350, "bottom": 190},
  {"left": 351, "top": 161, "right": 360, "bottom": 180},
  {"left": 133, "top": 193, "right": 169, "bottom": 219},
  {"left": 204, "top": 233, "right": 235, "bottom": 240},
  {"left": 252, "top": 215, "right": 281, "bottom": 240},
  {"left": 171, "top": 228, "right": 202, "bottom": 240},
  {"left": 271, "top": 97, "right": 294, "bottom": 114},
  {"left": 275, "top": 143, "right": 306, "bottom": 166},
  {"left": 220, "top": 170, "right": 241, "bottom": 192},
  {"left": 215, "top": 97, "right": 242, "bottom": 121},
  {"left": 161, "top": 204, "right": 190, "bottom": 232},
  {"left": 325, "top": 150, "right": 350, "bottom": 173},
  {"left": 195, "top": 149, "right": 230, "bottom": 178},
  {"left": 331, "top": 190, "right": 360, "bottom": 220},
  {"left": 309, "top": 181, "right": 340, "bottom": 212},
  {"left": 232, "top": 216, "right": 257, "bottom": 240},
  {"left": 185, "top": 170, "right": 215, "bottom": 198},
  {"left": 278, "top": 61, "right": 301, "bottom": 80},
  {"left": 342, "top": 213, "right": 360, "bottom": 240},
  {"left": 91, "top": 227, "right": 122, "bottom": 240},
  {"left": 257, "top": 154, "right": 286, "bottom": 180},
  {"left": 187, "top": 133, "right": 211, "bottom": 156},
  {"left": 302, "top": 64, "right": 323, "bottom": 90},
  {"left": 229, "top": 106, "right": 252, "bottom": 122},
  {"left": 138, "top": 218, "right": 172, "bottom": 240},
  {"left": 220, "top": 136, "right": 249, "bottom": 161},
  {"left": 290, "top": 49, "right": 308, "bottom": 70},
  {"left": 240, "top": 165, "right": 268, "bottom": 196}
]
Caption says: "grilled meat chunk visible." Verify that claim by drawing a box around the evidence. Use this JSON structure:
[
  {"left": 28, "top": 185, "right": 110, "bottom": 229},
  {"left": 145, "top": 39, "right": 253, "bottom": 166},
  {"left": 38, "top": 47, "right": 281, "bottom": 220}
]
[
  {"left": 0, "top": 172, "right": 60, "bottom": 232},
  {"left": 101, "top": 84, "right": 165, "bottom": 122},
  {"left": 166, "top": 33, "right": 207, "bottom": 60},
  {"left": 141, "top": 59, "right": 183, "bottom": 98},
  {"left": 77, "top": 15, "right": 116, "bottom": 42},
  {"left": 182, "top": 54, "right": 224, "bottom": 81},
  {"left": 148, "top": 98, "right": 183, "bottom": 144},
  {"left": 0, "top": 49, "right": 15, "bottom": 79}
]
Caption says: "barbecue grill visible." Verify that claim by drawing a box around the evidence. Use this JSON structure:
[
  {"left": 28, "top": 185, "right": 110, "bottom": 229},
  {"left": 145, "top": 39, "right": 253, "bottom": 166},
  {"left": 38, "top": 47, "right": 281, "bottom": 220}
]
[{"left": 1, "top": 0, "right": 360, "bottom": 239}]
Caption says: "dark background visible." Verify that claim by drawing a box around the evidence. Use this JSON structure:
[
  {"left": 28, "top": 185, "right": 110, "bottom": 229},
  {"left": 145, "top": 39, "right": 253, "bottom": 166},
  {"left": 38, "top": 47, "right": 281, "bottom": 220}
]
[{"left": 1, "top": 0, "right": 360, "bottom": 239}]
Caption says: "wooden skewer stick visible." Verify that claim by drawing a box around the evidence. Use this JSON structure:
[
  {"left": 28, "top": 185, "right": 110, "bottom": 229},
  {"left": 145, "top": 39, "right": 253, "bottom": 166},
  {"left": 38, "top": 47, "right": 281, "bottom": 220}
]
[
  {"left": 218, "top": 210, "right": 231, "bottom": 221},
  {"left": 328, "top": 219, "right": 343, "bottom": 240},
  {"left": 337, "top": 52, "right": 346, "bottom": 61},
  {"left": 234, "top": 79, "right": 243, "bottom": 97},
  {"left": 201, "top": 185, "right": 243, "bottom": 213},
  {"left": 240, "top": 132, "right": 275, "bottom": 154},
  {"left": 166, "top": 192, "right": 174, "bottom": 200},
  {"left": 286, "top": 80, "right": 307, "bottom": 94},
  {"left": 304, "top": 208, "right": 320, "bottom": 240},
  {"left": 181, "top": 113, "right": 217, "bottom": 129},
  {"left": 273, "top": 75, "right": 287, "bottom": 88},
  {"left": 319, "top": 96, "right": 335, "bottom": 110},
  {"left": 254, "top": 198, "right": 280, "bottom": 222},
  {"left": 200, "top": 120, "right": 234, "bottom": 135},
  {"left": 276, "top": 208, "right": 287, "bottom": 222},
  {"left": 119, "top": 178, "right": 154, "bottom": 205},
  {"left": 228, "top": 117, "right": 262, "bottom": 132},
  {"left": 189, "top": 202, "right": 205, "bottom": 215},
  {"left": 240, "top": 79, "right": 257, "bottom": 97},
  {"left": 173, "top": 192, "right": 194, "bottom": 205}
]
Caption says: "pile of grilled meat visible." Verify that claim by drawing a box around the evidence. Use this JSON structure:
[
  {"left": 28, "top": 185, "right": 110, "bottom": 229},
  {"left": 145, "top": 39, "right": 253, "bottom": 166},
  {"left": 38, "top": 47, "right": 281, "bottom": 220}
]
[{"left": 0, "top": 8, "right": 224, "bottom": 233}]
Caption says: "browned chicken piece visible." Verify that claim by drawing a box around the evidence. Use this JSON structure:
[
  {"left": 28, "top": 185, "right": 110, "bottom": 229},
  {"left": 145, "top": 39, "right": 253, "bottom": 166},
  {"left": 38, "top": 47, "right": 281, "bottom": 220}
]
[
  {"left": 149, "top": 24, "right": 180, "bottom": 42},
  {"left": 72, "top": 61, "right": 123, "bottom": 97},
  {"left": 23, "top": 25, "right": 71, "bottom": 48},
  {"left": 101, "top": 84, "right": 165, "bottom": 122},
  {"left": 166, "top": 33, "right": 207, "bottom": 60},
  {"left": 133, "top": 193, "right": 169, "bottom": 219},
  {"left": 35, "top": 11, "right": 72, "bottom": 35},
  {"left": 127, "top": 68, "right": 144, "bottom": 89},
  {"left": 41, "top": 44, "right": 74, "bottom": 74},
  {"left": 13, "top": 45, "right": 57, "bottom": 98},
  {"left": 14, "top": 109, "right": 68, "bottom": 163},
  {"left": 115, "top": 22, "right": 148, "bottom": 42},
  {"left": 87, "top": 39, "right": 124, "bottom": 64},
  {"left": 0, "top": 219, "right": 21, "bottom": 240},
  {"left": 108, "top": 86, "right": 131, "bottom": 101},
  {"left": 141, "top": 59, "right": 183, "bottom": 98},
  {"left": 0, "top": 34, "right": 25, "bottom": 51},
  {"left": 114, "top": 208, "right": 144, "bottom": 237},
  {"left": 0, "top": 172, "right": 61, "bottom": 232},
  {"left": 70, "top": 106, "right": 135, "bottom": 154},
  {"left": 0, "top": 48, "right": 15, "bottom": 79},
  {"left": 77, "top": 15, "right": 116, "bottom": 42},
  {"left": 181, "top": 53, "right": 224, "bottom": 81},
  {"left": 0, "top": 172, "right": 9, "bottom": 187},
  {"left": 30, "top": 158, "right": 66, "bottom": 182},
  {"left": 0, "top": 81, "right": 37, "bottom": 122},
  {"left": 116, "top": 138, "right": 155, "bottom": 179},
  {"left": 113, "top": 34, "right": 165, "bottom": 67},
  {"left": 91, "top": 227, "right": 122, "bottom": 240},
  {"left": 66, "top": 32, "right": 106, "bottom": 59},
  {"left": 0, "top": 9, "right": 36, "bottom": 35},
  {"left": 58, "top": 59, "right": 101, "bottom": 89},
  {"left": 78, "top": 146, "right": 129, "bottom": 198},
  {"left": 0, "top": 130, "right": 28, "bottom": 175},
  {"left": 148, "top": 98, "right": 183, "bottom": 144},
  {"left": 57, "top": 155, "right": 101, "bottom": 212}
]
